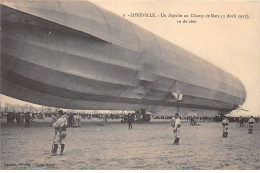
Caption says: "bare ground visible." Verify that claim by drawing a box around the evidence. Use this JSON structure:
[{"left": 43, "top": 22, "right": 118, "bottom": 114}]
[{"left": 1, "top": 118, "right": 259, "bottom": 170}]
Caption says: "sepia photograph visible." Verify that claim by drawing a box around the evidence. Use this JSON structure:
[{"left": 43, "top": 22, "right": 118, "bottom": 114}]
[{"left": 0, "top": 0, "right": 259, "bottom": 170}]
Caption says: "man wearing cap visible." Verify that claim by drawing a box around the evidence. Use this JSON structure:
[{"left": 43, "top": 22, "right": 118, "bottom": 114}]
[
  {"left": 248, "top": 116, "right": 255, "bottom": 134},
  {"left": 222, "top": 115, "right": 229, "bottom": 138},
  {"left": 51, "top": 110, "right": 68, "bottom": 156},
  {"left": 173, "top": 113, "right": 181, "bottom": 145}
]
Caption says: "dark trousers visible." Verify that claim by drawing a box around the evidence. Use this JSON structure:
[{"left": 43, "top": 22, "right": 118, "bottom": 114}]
[{"left": 128, "top": 123, "right": 132, "bottom": 130}]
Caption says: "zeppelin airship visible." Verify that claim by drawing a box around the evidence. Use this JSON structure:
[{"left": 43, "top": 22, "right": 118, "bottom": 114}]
[{"left": 0, "top": 0, "right": 246, "bottom": 117}]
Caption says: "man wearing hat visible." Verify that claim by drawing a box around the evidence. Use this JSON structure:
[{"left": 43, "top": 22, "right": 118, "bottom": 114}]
[
  {"left": 222, "top": 115, "right": 229, "bottom": 138},
  {"left": 51, "top": 110, "right": 68, "bottom": 156},
  {"left": 248, "top": 116, "right": 255, "bottom": 134},
  {"left": 172, "top": 113, "right": 181, "bottom": 145}
]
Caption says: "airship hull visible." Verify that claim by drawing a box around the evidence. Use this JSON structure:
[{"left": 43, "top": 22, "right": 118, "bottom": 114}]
[{"left": 0, "top": 1, "right": 246, "bottom": 116}]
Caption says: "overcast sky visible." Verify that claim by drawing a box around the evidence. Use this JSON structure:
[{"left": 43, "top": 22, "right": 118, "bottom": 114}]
[{"left": 1, "top": 0, "right": 259, "bottom": 115}]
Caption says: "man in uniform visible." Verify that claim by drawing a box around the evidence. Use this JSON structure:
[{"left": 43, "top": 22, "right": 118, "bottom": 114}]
[
  {"left": 190, "top": 116, "right": 194, "bottom": 126},
  {"left": 239, "top": 116, "right": 244, "bottom": 127},
  {"left": 68, "top": 113, "right": 74, "bottom": 128},
  {"left": 24, "top": 112, "right": 30, "bottom": 127},
  {"left": 128, "top": 114, "right": 133, "bottom": 130},
  {"left": 51, "top": 110, "right": 68, "bottom": 156},
  {"left": 222, "top": 115, "right": 229, "bottom": 138},
  {"left": 248, "top": 116, "right": 255, "bottom": 134},
  {"left": 172, "top": 113, "right": 181, "bottom": 145}
]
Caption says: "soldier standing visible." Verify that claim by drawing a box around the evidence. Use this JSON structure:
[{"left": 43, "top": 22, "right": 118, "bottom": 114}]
[
  {"left": 222, "top": 116, "right": 229, "bottom": 138},
  {"left": 77, "top": 113, "right": 81, "bottom": 127},
  {"left": 190, "top": 116, "right": 194, "bottom": 126},
  {"left": 239, "top": 116, "right": 244, "bottom": 127},
  {"left": 128, "top": 114, "right": 133, "bottom": 130},
  {"left": 173, "top": 113, "right": 181, "bottom": 145},
  {"left": 248, "top": 116, "right": 255, "bottom": 134},
  {"left": 68, "top": 114, "right": 73, "bottom": 128},
  {"left": 24, "top": 112, "right": 30, "bottom": 127},
  {"left": 20, "top": 112, "right": 24, "bottom": 123},
  {"left": 51, "top": 110, "right": 68, "bottom": 156}
]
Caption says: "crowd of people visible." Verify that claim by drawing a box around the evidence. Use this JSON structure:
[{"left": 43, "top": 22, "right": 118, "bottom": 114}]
[
  {"left": 0, "top": 110, "right": 258, "bottom": 155},
  {"left": 4, "top": 112, "right": 39, "bottom": 127}
]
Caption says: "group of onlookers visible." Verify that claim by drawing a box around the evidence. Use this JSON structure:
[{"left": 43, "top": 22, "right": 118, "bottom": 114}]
[{"left": 4, "top": 112, "right": 36, "bottom": 127}]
